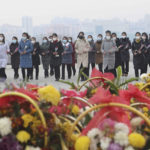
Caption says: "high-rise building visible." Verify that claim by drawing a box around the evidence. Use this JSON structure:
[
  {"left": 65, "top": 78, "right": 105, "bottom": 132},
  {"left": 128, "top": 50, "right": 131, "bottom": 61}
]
[{"left": 22, "top": 16, "right": 33, "bottom": 36}]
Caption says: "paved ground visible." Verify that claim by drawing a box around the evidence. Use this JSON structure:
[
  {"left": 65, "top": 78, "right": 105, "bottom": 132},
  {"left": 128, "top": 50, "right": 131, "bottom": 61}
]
[{"left": 0, "top": 60, "right": 140, "bottom": 91}]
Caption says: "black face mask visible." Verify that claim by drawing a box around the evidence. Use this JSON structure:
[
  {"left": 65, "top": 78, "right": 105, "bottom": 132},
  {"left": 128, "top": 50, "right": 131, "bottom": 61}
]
[{"left": 79, "top": 35, "right": 84, "bottom": 39}]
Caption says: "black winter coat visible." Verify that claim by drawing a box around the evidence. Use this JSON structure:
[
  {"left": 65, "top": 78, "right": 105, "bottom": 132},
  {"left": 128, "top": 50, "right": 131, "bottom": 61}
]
[
  {"left": 49, "top": 41, "right": 64, "bottom": 66},
  {"left": 115, "top": 38, "right": 121, "bottom": 68},
  {"left": 10, "top": 43, "right": 20, "bottom": 69},
  {"left": 132, "top": 39, "right": 146, "bottom": 70},
  {"left": 119, "top": 38, "right": 131, "bottom": 62},
  {"left": 32, "top": 42, "right": 40, "bottom": 66},
  {"left": 141, "top": 39, "right": 149, "bottom": 64}
]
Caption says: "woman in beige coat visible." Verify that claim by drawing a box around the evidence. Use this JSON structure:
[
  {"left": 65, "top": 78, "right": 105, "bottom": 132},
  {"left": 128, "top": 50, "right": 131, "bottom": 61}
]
[{"left": 75, "top": 32, "right": 90, "bottom": 81}]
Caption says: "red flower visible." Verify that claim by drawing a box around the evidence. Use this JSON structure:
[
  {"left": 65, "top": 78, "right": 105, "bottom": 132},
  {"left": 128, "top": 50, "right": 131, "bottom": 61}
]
[
  {"left": 119, "top": 84, "right": 150, "bottom": 106},
  {"left": 90, "top": 68, "right": 115, "bottom": 87},
  {"left": 61, "top": 89, "right": 87, "bottom": 108}
]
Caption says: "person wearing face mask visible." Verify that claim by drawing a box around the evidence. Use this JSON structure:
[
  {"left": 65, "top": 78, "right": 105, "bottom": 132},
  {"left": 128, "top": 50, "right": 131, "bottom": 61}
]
[
  {"left": 119, "top": 32, "right": 131, "bottom": 76},
  {"left": 19, "top": 32, "right": 33, "bottom": 81},
  {"left": 9, "top": 36, "right": 20, "bottom": 79},
  {"left": 40, "top": 37, "right": 50, "bottom": 78},
  {"left": 112, "top": 33, "right": 121, "bottom": 69},
  {"left": 31, "top": 37, "right": 40, "bottom": 80},
  {"left": 48, "top": 35, "right": 54, "bottom": 76},
  {"left": 87, "top": 35, "right": 96, "bottom": 76},
  {"left": 68, "top": 37, "right": 76, "bottom": 76},
  {"left": 141, "top": 32, "right": 149, "bottom": 73},
  {"left": 94, "top": 34, "right": 103, "bottom": 72},
  {"left": 61, "top": 36, "right": 73, "bottom": 80},
  {"left": 0, "top": 34, "right": 10, "bottom": 81},
  {"left": 75, "top": 32, "right": 90, "bottom": 81},
  {"left": 132, "top": 32, "right": 145, "bottom": 77},
  {"left": 101, "top": 30, "right": 118, "bottom": 77},
  {"left": 49, "top": 33, "right": 64, "bottom": 81}
]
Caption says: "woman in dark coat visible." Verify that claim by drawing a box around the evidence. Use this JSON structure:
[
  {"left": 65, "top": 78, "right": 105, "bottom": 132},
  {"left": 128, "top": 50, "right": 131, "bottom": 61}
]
[
  {"left": 9, "top": 36, "right": 20, "bottom": 79},
  {"left": 112, "top": 33, "right": 121, "bottom": 69},
  {"left": 119, "top": 32, "right": 131, "bottom": 76},
  {"left": 87, "top": 35, "right": 96, "bottom": 76},
  {"left": 49, "top": 33, "right": 64, "bottom": 81},
  {"left": 19, "top": 32, "right": 33, "bottom": 80},
  {"left": 31, "top": 37, "right": 40, "bottom": 80},
  {"left": 141, "top": 32, "right": 149, "bottom": 73},
  {"left": 94, "top": 34, "right": 103, "bottom": 72},
  {"left": 68, "top": 37, "right": 76, "bottom": 76},
  {"left": 61, "top": 36, "right": 73, "bottom": 80},
  {"left": 132, "top": 32, "right": 145, "bottom": 77},
  {"left": 40, "top": 37, "right": 50, "bottom": 78}
]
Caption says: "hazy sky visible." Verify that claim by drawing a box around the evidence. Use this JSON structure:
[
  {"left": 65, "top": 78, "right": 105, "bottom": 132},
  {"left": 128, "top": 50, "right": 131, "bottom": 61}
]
[{"left": 1, "top": 0, "right": 150, "bottom": 26}]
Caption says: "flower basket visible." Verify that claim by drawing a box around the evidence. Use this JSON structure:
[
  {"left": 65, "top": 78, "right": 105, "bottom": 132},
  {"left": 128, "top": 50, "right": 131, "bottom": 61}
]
[
  {"left": 0, "top": 92, "right": 48, "bottom": 148},
  {"left": 70, "top": 103, "right": 150, "bottom": 150}
]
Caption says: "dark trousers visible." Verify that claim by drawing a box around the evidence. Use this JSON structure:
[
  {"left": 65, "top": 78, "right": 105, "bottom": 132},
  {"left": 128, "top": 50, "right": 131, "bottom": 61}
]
[
  {"left": 98, "top": 63, "right": 103, "bottom": 73},
  {"left": 14, "top": 68, "right": 19, "bottom": 79},
  {"left": 0, "top": 68, "right": 7, "bottom": 79},
  {"left": 44, "top": 69, "right": 49, "bottom": 78},
  {"left": 104, "top": 66, "right": 117, "bottom": 77},
  {"left": 54, "top": 65, "right": 60, "bottom": 80},
  {"left": 50, "top": 64, "right": 54, "bottom": 75},
  {"left": 31, "top": 65, "right": 39, "bottom": 79},
  {"left": 87, "top": 63, "right": 95, "bottom": 76},
  {"left": 121, "top": 61, "right": 129, "bottom": 75},
  {"left": 72, "top": 65, "right": 76, "bottom": 76},
  {"left": 62, "top": 64, "right": 72, "bottom": 79},
  {"left": 135, "top": 68, "right": 145, "bottom": 77},
  {"left": 79, "top": 64, "right": 88, "bottom": 81},
  {"left": 21, "top": 68, "right": 32, "bottom": 80}
]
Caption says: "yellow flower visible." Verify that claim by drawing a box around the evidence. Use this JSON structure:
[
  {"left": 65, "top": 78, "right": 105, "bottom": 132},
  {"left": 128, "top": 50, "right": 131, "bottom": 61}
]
[
  {"left": 75, "top": 136, "right": 90, "bottom": 150},
  {"left": 16, "top": 130, "right": 31, "bottom": 143},
  {"left": 71, "top": 133, "right": 79, "bottom": 141},
  {"left": 143, "top": 107, "right": 149, "bottom": 112},
  {"left": 128, "top": 133, "right": 146, "bottom": 148},
  {"left": 72, "top": 105, "right": 80, "bottom": 115},
  {"left": 130, "top": 99, "right": 135, "bottom": 104},
  {"left": 38, "top": 85, "right": 60, "bottom": 106},
  {"left": 22, "top": 114, "right": 34, "bottom": 128}
]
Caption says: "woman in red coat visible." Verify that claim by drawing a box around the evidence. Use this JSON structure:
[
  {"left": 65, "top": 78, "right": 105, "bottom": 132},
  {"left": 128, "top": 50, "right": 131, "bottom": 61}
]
[{"left": 68, "top": 37, "right": 76, "bottom": 76}]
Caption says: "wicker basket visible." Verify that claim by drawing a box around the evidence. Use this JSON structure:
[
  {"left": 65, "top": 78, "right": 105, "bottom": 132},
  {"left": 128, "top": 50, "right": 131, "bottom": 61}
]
[
  {"left": 69, "top": 102, "right": 150, "bottom": 137},
  {"left": 0, "top": 92, "right": 48, "bottom": 147}
]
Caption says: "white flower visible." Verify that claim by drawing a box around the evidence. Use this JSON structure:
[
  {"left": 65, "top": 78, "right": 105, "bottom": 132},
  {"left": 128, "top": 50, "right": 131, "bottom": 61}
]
[
  {"left": 114, "top": 131, "right": 129, "bottom": 146},
  {"left": 0, "top": 117, "right": 12, "bottom": 136},
  {"left": 88, "top": 128, "right": 104, "bottom": 150},
  {"left": 140, "top": 73, "right": 148, "bottom": 81},
  {"left": 125, "top": 146, "right": 135, "bottom": 150},
  {"left": 87, "top": 128, "right": 104, "bottom": 139},
  {"left": 25, "top": 146, "right": 41, "bottom": 150},
  {"left": 115, "top": 123, "right": 129, "bottom": 134},
  {"left": 130, "top": 117, "right": 143, "bottom": 127},
  {"left": 100, "top": 137, "right": 111, "bottom": 150}
]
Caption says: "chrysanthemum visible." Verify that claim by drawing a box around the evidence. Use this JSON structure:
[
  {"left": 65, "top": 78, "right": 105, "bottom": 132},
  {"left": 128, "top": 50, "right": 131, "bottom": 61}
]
[
  {"left": 25, "top": 145, "right": 41, "bottom": 150},
  {"left": 0, "top": 117, "right": 12, "bottom": 136},
  {"left": 114, "top": 132, "right": 129, "bottom": 146},
  {"left": 38, "top": 85, "right": 60, "bottom": 106},
  {"left": 130, "top": 117, "right": 143, "bottom": 128},
  {"left": 16, "top": 130, "right": 31, "bottom": 143},
  {"left": 115, "top": 123, "right": 129, "bottom": 134},
  {"left": 124, "top": 146, "right": 135, "bottom": 150},
  {"left": 75, "top": 136, "right": 90, "bottom": 150},
  {"left": 100, "top": 137, "right": 111, "bottom": 150}
]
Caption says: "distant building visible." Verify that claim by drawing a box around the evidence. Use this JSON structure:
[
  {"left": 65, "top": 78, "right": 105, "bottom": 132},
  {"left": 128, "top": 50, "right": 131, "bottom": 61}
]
[{"left": 22, "top": 16, "right": 33, "bottom": 36}]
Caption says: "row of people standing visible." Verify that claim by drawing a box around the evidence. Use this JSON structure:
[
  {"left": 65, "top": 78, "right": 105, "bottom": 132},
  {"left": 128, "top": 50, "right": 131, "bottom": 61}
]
[{"left": 0, "top": 32, "right": 77, "bottom": 81}]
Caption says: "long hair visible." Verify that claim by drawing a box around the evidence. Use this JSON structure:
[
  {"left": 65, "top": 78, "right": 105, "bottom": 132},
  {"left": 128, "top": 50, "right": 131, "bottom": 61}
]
[{"left": 0, "top": 34, "right": 5, "bottom": 43}]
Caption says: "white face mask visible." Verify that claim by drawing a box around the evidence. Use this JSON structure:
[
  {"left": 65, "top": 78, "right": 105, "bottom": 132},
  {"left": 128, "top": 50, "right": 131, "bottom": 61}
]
[
  {"left": 0, "top": 37, "right": 3, "bottom": 41},
  {"left": 97, "top": 37, "right": 102, "bottom": 41},
  {"left": 142, "top": 36, "right": 146, "bottom": 40},
  {"left": 106, "top": 36, "right": 111, "bottom": 40},
  {"left": 53, "top": 37, "right": 57, "bottom": 41},
  {"left": 122, "top": 36, "right": 126, "bottom": 39},
  {"left": 87, "top": 38, "right": 92, "bottom": 42},
  {"left": 135, "top": 36, "right": 140, "bottom": 40},
  {"left": 31, "top": 40, "right": 35, "bottom": 44},
  {"left": 112, "top": 37, "right": 116, "bottom": 40}
]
